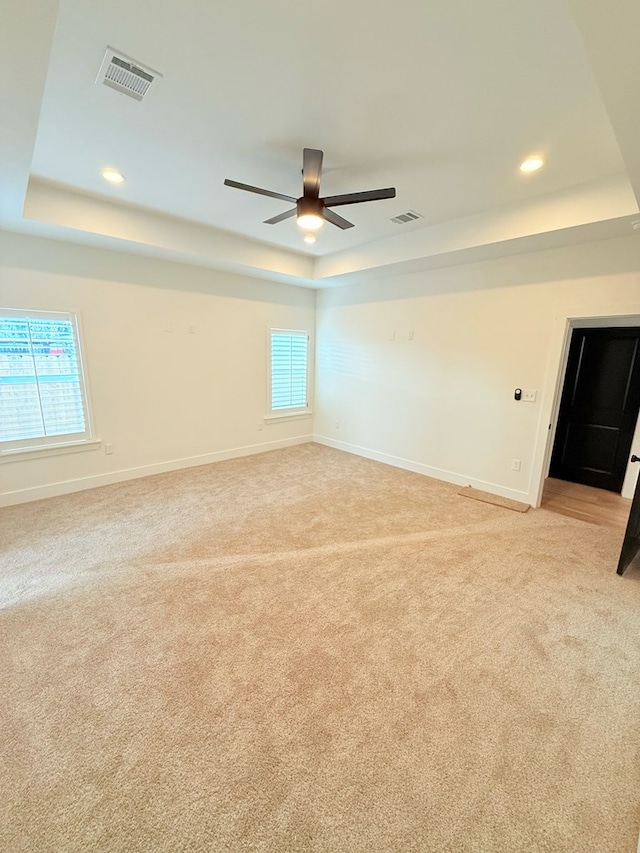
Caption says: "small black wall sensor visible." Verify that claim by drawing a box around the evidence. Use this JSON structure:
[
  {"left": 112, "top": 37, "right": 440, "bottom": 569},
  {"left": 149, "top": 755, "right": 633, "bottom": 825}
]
[{"left": 514, "top": 388, "right": 522, "bottom": 401}]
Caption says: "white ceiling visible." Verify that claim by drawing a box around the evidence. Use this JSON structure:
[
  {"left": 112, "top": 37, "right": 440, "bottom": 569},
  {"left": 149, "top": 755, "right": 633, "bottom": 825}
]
[{"left": 2, "top": 0, "right": 640, "bottom": 287}]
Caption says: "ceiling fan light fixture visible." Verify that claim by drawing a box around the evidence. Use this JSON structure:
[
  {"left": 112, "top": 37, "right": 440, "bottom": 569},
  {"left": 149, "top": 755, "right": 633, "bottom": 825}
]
[
  {"left": 297, "top": 213, "right": 324, "bottom": 230},
  {"left": 296, "top": 197, "right": 324, "bottom": 230}
]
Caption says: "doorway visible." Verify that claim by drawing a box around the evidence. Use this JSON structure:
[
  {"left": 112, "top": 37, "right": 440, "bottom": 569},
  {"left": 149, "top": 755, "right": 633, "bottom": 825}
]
[
  {"left": 534, "top": 314, "right": 640, "bottom": 573},
  {"left": 549, "top": 327, "right": 640, "bottom": 493}
]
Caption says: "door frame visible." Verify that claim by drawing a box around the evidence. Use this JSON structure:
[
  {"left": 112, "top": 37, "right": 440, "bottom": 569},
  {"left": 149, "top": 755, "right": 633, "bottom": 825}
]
[{"left": 531, "top": 309, "right": 640, "bottom": 508}]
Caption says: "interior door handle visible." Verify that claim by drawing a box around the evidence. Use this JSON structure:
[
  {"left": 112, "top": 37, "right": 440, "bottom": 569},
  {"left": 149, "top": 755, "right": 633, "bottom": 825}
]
[{"left": 632, "top": 455, "right": 640, "bottom": 463}]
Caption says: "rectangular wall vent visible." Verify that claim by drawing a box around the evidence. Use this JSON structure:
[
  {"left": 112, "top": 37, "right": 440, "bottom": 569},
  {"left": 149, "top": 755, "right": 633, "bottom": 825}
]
[
  {"left": 97, "top": 48, "right": 161, "bottom": 102},
  {"left": 390, "top": 210, "right": 423, "bottom": 224}
]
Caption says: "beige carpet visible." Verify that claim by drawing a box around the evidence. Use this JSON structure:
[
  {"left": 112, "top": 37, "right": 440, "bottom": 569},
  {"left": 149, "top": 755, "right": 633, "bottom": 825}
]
[{"left": 2, "top": 443, "right": 640, "bottom": 852}]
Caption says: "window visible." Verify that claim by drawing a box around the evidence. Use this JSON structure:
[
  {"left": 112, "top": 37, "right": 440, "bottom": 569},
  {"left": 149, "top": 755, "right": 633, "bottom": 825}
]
[
  {"left": 0, "top": 308, "right": 94, "bottom": 454},
  {"left": 269, "top": 329, "right": 309, "bottom": 413}
]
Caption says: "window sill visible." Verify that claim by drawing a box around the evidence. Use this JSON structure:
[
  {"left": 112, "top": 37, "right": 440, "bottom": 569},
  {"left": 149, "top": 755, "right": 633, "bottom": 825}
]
[
  {"left": 264, "top": 410, "right": 313, "bottom": 424},
  {"left": 0, "top": 438, "right": 102, "bottom": 463}
]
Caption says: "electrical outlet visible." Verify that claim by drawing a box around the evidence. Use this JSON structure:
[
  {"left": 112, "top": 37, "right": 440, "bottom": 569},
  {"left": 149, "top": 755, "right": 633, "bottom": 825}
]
[
  {"left": 522, "top": 389, "right": 537, "bottom": 402},
  {"left": 511, "top": 459, "right": 521, "bottom": 472},
  {"left": 335, "top": 420, "right": 340, "bottom": 429},
  {"left": 105, "top": 443, "right": 114, "bottom": 455}
]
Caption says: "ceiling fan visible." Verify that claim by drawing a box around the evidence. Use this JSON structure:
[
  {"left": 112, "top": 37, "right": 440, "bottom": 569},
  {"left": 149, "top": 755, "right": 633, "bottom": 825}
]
[{"left": 224, "top": 148, "right": 396, "bottom": 232}]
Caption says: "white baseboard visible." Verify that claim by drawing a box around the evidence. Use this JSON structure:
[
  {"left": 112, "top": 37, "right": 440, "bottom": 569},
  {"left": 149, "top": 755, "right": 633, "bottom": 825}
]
[
  {"left": 0, "top": 435, "right": 313, "bottom": 507},
  {"left": 313, "top": 435, "right": 533, "bottom": 505}
]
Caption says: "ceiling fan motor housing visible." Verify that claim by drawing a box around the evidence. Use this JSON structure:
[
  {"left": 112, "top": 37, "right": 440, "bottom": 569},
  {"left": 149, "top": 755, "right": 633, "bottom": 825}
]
[{"left": 297, "top": 197, "right": 323, "bottom": 218}]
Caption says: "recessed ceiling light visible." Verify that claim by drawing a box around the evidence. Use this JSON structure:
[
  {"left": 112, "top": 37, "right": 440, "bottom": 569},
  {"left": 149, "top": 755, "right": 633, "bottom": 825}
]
[
  {"left": 101, "top": 168, "right": 126, "bottom": 184},
  {"left": 303, "top": 234, "right": 317, "bottom": 245},
  {"left": 519, "top": 156, "right": 544, "bottom": 174}
]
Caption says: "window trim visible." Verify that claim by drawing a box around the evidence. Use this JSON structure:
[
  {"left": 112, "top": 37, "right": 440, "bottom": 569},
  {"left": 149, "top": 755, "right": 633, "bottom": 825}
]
[
  {"left": 0, "top": 437, "right": 102, "bottom": 464},
  {"left": 0, "top": 307, "right": 98, "bottom": 459},
  {"left": 267, "top": 327, "right": 313, "bottom": 419}
]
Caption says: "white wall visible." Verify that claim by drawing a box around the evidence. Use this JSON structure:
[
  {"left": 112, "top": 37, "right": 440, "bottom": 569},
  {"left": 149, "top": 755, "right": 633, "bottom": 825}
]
[
  {"left": 314, "top": 235, "right": 640, "bottom": 505},
  {"left": 3, "top": 230, "right": 640, "bottom": 509},
  {"left": 0, "top": 232, "right": 315, "bottom": 505}
]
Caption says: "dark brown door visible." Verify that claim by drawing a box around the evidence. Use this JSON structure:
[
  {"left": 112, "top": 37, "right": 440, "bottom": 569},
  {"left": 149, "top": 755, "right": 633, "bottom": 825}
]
[
  {"left": 617, "top": 456, "right": 640, "bottom": 575},
  {"left": 550, "top": 327, "right": 640, "bottom": 492}
]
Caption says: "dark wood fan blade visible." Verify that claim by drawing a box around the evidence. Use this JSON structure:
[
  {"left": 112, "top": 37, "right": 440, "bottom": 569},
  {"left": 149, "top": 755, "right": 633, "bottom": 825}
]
[
  {"left": 323, "top": 187, "right": 396, "bottom": 207},
  {"left": 264, "top": 208, "right": 297, "bottom": 225},
  {"left": 302, "top": 149, "right": 323, "bottom": 198},
  {"left": 224, "top": 179, "right": 296, "bottom": 204},
  {"left": 323, "top": 208, "right": 354, "bottom": 230}
]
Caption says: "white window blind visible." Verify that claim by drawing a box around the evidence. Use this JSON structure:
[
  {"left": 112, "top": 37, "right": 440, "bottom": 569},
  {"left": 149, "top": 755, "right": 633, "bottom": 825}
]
[
  {"left": 270, "top": 329, "right": 309, "bottom": 411},
  {"left": 0, "top": 309, "right": 91, "bottom": 449}
]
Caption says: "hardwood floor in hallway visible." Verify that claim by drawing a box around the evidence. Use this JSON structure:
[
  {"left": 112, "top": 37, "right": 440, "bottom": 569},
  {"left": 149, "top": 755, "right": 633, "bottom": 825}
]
[{"left": 541, "top": 477, "right": 631, "bottom": 531}]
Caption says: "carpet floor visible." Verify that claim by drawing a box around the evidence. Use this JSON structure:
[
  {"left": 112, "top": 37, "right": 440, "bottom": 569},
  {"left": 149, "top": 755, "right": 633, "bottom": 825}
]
[{"left": 2, "top": 443, "right": 640, "bottom": 852}]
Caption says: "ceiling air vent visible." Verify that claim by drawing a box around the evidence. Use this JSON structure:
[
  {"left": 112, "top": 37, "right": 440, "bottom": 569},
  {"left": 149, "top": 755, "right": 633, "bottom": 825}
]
[
  {"left": 97, "top": 48, "right": 161, "bottom": 101},
  {"left": 390, "top": 210, "right": 423, "bottom": 224}
]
